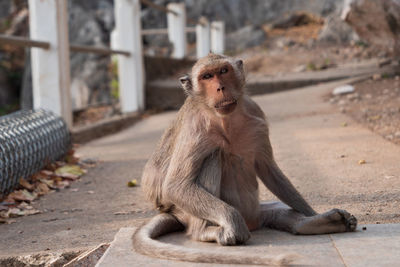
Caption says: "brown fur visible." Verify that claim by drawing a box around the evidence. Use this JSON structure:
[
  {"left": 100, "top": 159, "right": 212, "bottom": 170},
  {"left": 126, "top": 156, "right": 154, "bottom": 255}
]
[{"left": 134, "top": 54, "right": 357, "bottom": 265}]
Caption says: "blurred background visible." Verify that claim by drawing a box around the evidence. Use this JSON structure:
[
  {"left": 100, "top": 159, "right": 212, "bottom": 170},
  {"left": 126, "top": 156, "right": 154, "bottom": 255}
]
[{"left": 0, "top": 0, "right": 399, "bottom": 127}]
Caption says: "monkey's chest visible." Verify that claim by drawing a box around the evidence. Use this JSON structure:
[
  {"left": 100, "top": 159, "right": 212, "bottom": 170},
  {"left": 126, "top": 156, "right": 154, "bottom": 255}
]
[{"left": 219, "top": 151, "right": 260, "bottom": 226}]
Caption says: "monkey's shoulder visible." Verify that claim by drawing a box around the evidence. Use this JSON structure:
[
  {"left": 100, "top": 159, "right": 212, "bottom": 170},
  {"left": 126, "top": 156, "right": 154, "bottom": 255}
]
[{"left": 242, "top": 95, "right": 266, "bottom": 120}]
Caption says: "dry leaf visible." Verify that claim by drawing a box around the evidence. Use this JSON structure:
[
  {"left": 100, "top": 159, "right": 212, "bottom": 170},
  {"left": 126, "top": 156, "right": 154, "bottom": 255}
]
[
  {"left": 39, "top": 179, "right": 56, "bottom": 189},
  {"left": 127, "top": 179, "right": 138, "bottom": 187},
  {"left": 8, "top": 190, "right": 36, "bottom": 202},
  {"left": 40, "top": 170, "right": 54, "bottom": 176},
  {"left": 0, "top": 210, "right": 8, "bottom": 219},
  {"left": 19, "top": 178, "right": 34, "bottom": 191},
  {"left": 57, "top": 173, "right": 79, "bottom": 180},
  {"left": 55, "top": 180, "right": 70, "bottom": 189},
  {"left": 35, "top": 183, "right": 50, "bottom": 195},
  {"left": 7, "top": 208, "right": 24, "bottom": 218},
  {"left": 8, "top": 207, "right": 40, "bottom": 217},
  {"left": 65, "top": 154, "right": 80, "bottom": 164},
  {"left": 17, "top": 202, "right": 30, "bottom": 209},
  {"left": 358, "top": 159, "right": 366, "bottom": 165},
  {"left": 0, "top": 205, "right": 8, "bottom": 212},
  {"left": 55, "top": 165, "right": 85, "bottom": 177}
]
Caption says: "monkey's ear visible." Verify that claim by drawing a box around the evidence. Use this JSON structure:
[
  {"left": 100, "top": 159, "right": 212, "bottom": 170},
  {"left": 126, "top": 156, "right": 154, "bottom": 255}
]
[
  {"left": 179, "top": 74, "right": 193, "bottom": 95},
  {"left": 236, "top": 59, "right": 243, "bottom": 69}
]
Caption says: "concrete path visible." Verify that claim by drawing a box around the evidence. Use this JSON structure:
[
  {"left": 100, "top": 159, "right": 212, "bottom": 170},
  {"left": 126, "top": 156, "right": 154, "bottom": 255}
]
[{"left": 1, "top": 77, "right": 400, "bottom": 262}]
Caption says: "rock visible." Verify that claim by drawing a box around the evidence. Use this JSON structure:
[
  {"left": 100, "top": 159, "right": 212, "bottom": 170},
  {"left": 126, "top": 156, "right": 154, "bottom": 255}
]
[
  {"left": 276, "top": 37, "right": 297, "bottom": 48},
  {"left": 344, "top": 0, "right": 400, "bottom": 57},
  {"left": 318, "top": 14, "right": 360, "bottom": 44},
  {"left": 142, "top": 0, "right": 345, "bottom": 47},
  {"left": 395, "top": 131, "right": 400, "bottom": 138},
  {"left": 68, "top": 0, "right": 114, "bottom": 110},
  {"left": 225, "top": 25, "right": 267, "bottom": 52},
  {"left": 332, "top": 84, "right": 355, "bottom": 95},
  {"left": 0, "top": 1, "right": 11, "bottom": 18},
  {"left": 293, "top": 64, "right": 307, "bottom": 72},
  {"left": 373, "top": 74, "right": 382, "bottom": 80},
  {"left": 271, "top": 12, "right": 323, "bottom": 29},
  {"left": 346, "top": 92, "right": 360, "bottom": 100},
  {"left": 386, "top": 134, "right": 394, "bottom": 140}
]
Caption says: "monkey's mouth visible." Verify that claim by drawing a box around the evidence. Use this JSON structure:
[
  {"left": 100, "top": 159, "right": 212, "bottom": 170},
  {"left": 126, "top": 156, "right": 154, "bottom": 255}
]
[{"left": 215, "top": 99, "right": 237, "bottom": 114}]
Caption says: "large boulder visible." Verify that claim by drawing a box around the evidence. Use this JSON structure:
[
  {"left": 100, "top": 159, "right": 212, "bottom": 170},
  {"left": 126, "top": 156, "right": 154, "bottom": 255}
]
[
  {"left": 142, "top": 0, "right": 345, "bottom": 46},
  {"left": 68, "top": 0, "right": 114, "bottom": 110},
  {"left": 318, "top": 14, "right": 359, "bottom": 44},
  {"left": 225, "top": 25, "right": 267, "bottom": 52},
  {"left": 343, "top": 0, "right": 400, "bottom": 56}
]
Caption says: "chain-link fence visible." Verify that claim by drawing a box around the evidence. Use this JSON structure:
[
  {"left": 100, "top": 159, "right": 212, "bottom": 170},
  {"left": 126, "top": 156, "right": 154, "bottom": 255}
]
[{"left": 0, "top": 109, "right": 70, "bottom": 196}]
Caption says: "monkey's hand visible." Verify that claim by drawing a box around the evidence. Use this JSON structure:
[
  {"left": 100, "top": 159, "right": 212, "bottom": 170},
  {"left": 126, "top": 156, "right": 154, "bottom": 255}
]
[{"left": 217, "top": 208, "right": 251, "bottom": 245}]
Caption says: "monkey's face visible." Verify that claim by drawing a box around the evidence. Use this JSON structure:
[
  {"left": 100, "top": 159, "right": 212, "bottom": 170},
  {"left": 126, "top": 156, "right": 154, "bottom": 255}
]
[{"left": 197, "top": 62, "right": 243, "bottom": 116}]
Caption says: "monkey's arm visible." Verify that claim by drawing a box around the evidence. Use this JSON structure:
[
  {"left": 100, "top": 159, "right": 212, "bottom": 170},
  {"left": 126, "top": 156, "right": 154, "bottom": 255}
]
[
  {"left": 255, "top": 140, "right": 317, "bottom": 216},
  {"left": 161, "top": 131, "right": 250, "bottom": 244},
  {"left": 163, "top": 141, "right": 243, "bottom": 226}
]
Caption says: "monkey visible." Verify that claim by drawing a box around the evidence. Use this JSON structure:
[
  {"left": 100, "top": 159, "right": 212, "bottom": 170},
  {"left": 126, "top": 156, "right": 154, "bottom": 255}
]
[{"left": 132, "top": 53, "right": 357, "bottom": 265}]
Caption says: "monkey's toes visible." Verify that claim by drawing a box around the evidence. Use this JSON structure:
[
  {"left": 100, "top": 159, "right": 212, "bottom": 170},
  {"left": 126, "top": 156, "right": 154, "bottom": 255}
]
[
  {"left": 330, "top": 208, "right": 357, "bottom": 232},
  {"left": 345, "top": 215, "right": 357, "bottom": 232}
]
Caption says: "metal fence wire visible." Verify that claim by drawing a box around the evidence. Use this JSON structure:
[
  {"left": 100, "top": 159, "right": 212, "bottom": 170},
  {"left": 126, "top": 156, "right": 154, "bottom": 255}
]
[{"left": 0, "top": 109, "right": 70, "bottom": 196}]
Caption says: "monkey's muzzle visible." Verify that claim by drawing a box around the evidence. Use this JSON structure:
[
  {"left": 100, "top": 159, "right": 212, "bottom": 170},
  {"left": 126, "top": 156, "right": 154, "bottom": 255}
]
[{"left": 215, "top": 99, "right": 237, "bottom": 114}]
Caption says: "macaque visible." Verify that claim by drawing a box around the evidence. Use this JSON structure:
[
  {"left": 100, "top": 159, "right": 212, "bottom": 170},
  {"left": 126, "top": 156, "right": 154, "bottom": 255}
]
[{"left": 133, "top": 54, "right": 357, "bottom": 265}]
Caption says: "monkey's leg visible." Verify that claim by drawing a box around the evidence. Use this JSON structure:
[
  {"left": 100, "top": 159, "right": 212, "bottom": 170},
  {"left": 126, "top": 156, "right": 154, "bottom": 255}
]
[
  {"left": 260, "top": 201, "right": 357, "bottom": 235},
  {"left": 194, "top": 224, "right": 244, "bottom": 246}
]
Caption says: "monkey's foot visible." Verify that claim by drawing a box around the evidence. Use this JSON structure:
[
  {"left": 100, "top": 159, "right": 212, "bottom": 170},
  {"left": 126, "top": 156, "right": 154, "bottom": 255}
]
[
  {"left": 326, "top": 208, "right": 357, "bottom": 232},
  {"left": 294, "top": 208, "right": 357, "bottom": 234},
  {"left": 216, "top": 225, "right": 251, "bottom": 246}
]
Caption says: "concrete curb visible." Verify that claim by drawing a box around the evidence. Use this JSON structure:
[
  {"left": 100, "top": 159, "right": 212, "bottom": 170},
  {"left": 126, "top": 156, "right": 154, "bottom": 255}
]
[
  {"left": 71, "top": 112, "right": 141, "bottom": 144},
  {"left": 96, "top": 224, "right": 400, "bottom": 266}
]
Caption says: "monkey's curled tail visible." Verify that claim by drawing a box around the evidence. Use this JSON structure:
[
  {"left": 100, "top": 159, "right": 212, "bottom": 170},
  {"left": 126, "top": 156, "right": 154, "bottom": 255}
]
[{"left": 132, "top": 214, "right": 299, "bottom": 266}]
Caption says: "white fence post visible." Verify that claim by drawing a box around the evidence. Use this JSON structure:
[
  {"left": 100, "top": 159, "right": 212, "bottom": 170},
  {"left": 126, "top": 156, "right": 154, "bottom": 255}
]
[
  {"left": 28, "top": 0, "right": 72, "bottom": 128},
  {"left": 196, "top": 17, "right": 210, "bottom": 58},
  {"left": 211, "top": 21, "right": 225, "bottom": 55},
  {"left": 167, "top": 3, "right": 186, "bottom": 59},
  {"left": 114, "top": 0, "right": 145, "bottom": 113}
]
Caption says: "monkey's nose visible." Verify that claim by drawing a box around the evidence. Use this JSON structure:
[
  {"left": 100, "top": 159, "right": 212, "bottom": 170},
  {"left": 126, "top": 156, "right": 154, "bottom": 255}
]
[{"left": 217, "top": 86, "right": 225, "bottom": 92}]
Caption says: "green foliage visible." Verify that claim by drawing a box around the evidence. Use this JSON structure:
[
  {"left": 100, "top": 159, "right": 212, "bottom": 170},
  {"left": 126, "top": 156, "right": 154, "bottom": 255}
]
[
  {"left": 109, "top": 57, "right": 119, "bottom": 100},
  {"left": 306, "top": 62, "right": 317, "bottom": 71},
  {"left": 355, "top": 40, "right": 368, "bottom": 48},
  {"left": 111, "top": 78, "right": 119, "bottom": 99},
  {"left": 324, "top": 58, "right": 331, "bottom": 65},
  {"left": 0, "top": 102, "right": 19, "bottom": 116}
]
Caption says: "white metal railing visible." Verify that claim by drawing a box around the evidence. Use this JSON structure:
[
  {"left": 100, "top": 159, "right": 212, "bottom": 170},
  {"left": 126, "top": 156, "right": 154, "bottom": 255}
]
[{"left": 0, "top": 0, "right": 225, "bottom": 129}]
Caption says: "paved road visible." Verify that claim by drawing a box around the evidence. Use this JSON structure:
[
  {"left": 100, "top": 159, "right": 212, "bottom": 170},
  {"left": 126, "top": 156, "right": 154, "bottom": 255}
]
[{"left": 1, "top": 78, "right": 400, "bottom": 257}]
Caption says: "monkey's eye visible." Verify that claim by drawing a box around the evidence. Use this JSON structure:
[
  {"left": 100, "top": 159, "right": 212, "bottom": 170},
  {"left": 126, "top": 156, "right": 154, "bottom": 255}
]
[
  {"left": 220, "top": 67, "right": 228, "bottom": 74},
  {"left": 202, "top": 73, "right": 213, "bottom": 80}
]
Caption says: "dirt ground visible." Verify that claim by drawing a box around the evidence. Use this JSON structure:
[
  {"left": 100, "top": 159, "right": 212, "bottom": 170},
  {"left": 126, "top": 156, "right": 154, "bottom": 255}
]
[{"left": 329, "top": 75, "right": 400, "bottom": 145}]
